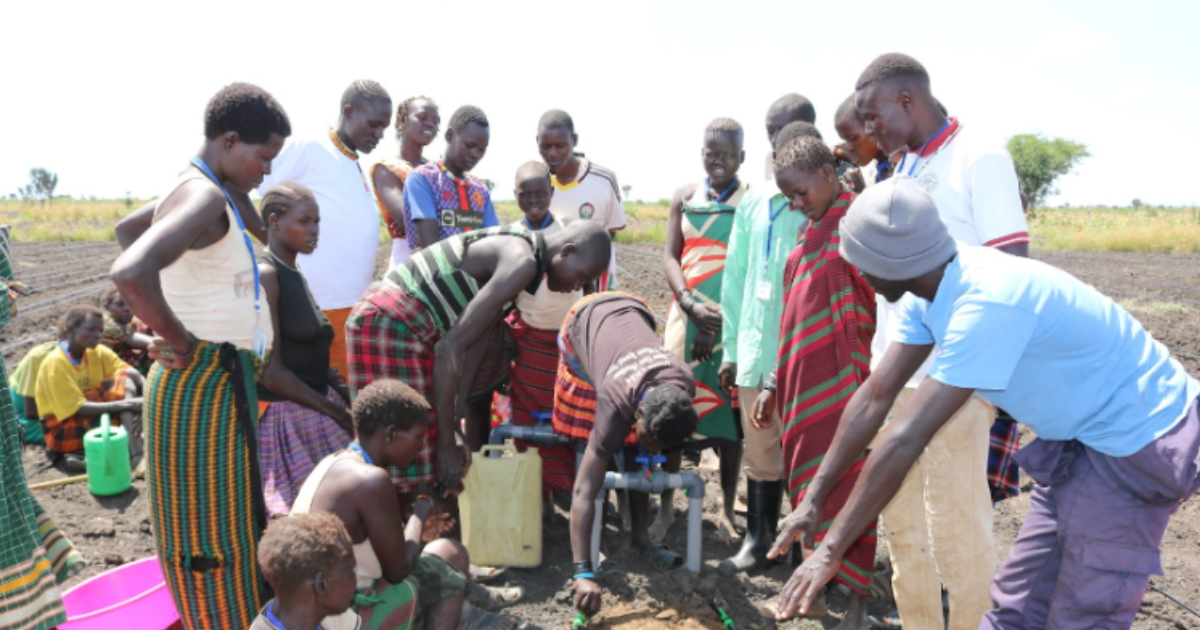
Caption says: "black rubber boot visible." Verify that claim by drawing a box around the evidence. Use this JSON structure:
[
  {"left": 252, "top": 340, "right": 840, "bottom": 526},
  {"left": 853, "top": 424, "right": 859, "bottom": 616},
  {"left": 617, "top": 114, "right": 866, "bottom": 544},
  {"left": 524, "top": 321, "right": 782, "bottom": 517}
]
[{"left": 718, "top": 479, "right": 783, "bottom": 576}]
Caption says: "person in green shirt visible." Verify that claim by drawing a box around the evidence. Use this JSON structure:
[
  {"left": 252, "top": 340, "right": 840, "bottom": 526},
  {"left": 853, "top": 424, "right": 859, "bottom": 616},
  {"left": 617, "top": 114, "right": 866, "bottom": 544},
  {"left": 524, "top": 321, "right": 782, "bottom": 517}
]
[{"left": 716, "top": 100, "right": 816, "bottom": 576}]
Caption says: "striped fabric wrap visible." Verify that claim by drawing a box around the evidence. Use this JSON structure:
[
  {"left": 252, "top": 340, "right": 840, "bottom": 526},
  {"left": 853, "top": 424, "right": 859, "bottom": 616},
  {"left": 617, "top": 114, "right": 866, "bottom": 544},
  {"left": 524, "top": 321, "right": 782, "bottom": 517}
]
[
  {"left": 386, "top": 225, "right": 541, "bottom": 337},
  {"left": 346, "top": 288, "right": 510, "bottom": 496},
  {"left": 505, "top": 310, "right": 576, "bottom": 494},
  {"left": 0, "top": 235, "right": 67, "bottom": 630},
  {"left": 32, "top": 503, "right": 84, "bottom": 584},
  {"left": 145, "top": 341, "right": 267, "bottom": 630},
  {"left": 550, "top": 292, "right": 647, "bottom": 447},
  {"left": 776, "top": 186, "right": 879, "bottom": 595}
]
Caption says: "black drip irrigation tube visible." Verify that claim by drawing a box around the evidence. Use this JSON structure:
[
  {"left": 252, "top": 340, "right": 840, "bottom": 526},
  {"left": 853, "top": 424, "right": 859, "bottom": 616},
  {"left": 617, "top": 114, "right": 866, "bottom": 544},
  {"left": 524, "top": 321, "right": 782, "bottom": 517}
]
[
  {"left": 3, "top": 331, "right": 55, "bottom": 354},
  {"left": 18, "top": 276, "right": 111, "bottom": 317},
  {"left": 1148, "top": 582, "right": 1200, "bottom": 621}
]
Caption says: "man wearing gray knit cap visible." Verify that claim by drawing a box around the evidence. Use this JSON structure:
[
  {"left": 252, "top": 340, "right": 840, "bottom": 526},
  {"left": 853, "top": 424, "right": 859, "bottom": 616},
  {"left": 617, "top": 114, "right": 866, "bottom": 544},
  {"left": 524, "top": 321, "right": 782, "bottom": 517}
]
[{"left": 769, "top": 177, "right": 1200, "bottom": 630}]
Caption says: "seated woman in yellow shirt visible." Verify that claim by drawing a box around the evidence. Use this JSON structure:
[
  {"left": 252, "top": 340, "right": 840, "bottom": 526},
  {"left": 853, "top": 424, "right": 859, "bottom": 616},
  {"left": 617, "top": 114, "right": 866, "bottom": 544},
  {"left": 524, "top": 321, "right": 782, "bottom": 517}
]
[{"left": 35, "top": 305, "right": 144, "bottom": 471}]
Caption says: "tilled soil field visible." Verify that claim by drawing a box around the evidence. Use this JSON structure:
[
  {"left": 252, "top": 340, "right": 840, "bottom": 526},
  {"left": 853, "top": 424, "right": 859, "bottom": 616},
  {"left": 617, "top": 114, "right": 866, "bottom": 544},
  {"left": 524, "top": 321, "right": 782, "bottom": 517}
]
[{"left": 7, "top": 240, "right": 1200, "bottom": 630}]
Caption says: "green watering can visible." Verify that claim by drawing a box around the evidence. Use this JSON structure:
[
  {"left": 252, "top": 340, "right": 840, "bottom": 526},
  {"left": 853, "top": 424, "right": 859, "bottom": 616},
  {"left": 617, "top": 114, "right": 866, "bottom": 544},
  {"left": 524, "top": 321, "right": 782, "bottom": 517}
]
[{"left": 84, "top": 413, "right": 131, "bottom": 496}]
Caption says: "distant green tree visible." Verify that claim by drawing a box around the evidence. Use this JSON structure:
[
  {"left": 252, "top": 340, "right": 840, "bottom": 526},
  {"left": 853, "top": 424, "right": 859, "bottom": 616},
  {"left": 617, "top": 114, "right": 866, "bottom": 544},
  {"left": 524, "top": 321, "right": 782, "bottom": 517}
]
[
  {"left": 482, "top": 178, "right": 495, "bottom": 192},
  {"left": 621, "top": 184, "right": 632, "bottom": 200},
  {"left": 28, "top": 168, "right": 59, "bottom": 206},
  {"left": 125, "top": 191, "right": 134, "bottom": 208},
  {"left": 1006, "top": 134, "right": 1089, "bottom": 216},
  {"left": 1131, "top": 198, "right": 1143, "bottom": 209}
]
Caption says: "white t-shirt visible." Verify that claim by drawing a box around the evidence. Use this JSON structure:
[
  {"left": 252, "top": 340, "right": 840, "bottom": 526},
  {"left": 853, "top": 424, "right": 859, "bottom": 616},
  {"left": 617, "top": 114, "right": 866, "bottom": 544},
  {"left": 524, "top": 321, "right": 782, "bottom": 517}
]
[
  {"left": 258, "top": 131, "right": 380, "bottom": 311},
  {"left": 549, "top": 158, "right": 626, "bottom": 288},
  {"left": 511, "top": 217, "right": 582, "bottom": 330},
  {"left": 871, "top": 121, "right": 1031, "bottom": 386}
]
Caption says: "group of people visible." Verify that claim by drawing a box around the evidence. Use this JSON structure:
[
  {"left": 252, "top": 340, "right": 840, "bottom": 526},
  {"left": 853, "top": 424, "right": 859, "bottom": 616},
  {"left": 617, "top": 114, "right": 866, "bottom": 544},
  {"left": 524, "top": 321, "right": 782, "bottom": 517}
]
[{"left": 1, "top": 50, "right": 1197, "bottom": 630}]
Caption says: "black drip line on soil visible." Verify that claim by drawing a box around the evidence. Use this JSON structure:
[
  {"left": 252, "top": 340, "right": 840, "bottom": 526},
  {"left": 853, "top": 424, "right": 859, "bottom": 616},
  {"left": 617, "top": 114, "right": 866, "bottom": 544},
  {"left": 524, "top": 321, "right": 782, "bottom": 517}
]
[{"left": 18, "top": 276, "right": 111, "bottom": 316}]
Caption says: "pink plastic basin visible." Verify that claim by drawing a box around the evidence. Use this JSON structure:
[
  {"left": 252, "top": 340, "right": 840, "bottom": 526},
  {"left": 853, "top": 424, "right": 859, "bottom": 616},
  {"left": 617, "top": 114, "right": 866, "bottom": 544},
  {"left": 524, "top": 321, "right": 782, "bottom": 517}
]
[{"left": 60, "top": 557, "right": 179, "bottom": 630}]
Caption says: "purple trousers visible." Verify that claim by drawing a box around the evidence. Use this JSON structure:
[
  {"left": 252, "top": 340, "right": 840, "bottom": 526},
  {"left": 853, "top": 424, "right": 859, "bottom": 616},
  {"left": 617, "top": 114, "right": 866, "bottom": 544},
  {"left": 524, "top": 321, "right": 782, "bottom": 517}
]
[{"left": 981, "top": 396, "right": 1200, "bottom": 630}]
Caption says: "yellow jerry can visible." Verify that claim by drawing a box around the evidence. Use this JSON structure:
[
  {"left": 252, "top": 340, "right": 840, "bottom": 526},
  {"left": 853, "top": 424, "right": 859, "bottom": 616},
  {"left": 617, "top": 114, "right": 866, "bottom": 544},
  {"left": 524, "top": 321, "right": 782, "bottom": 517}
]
[{"left": 460, "top": 443, "right": 542, "bottom": 568}]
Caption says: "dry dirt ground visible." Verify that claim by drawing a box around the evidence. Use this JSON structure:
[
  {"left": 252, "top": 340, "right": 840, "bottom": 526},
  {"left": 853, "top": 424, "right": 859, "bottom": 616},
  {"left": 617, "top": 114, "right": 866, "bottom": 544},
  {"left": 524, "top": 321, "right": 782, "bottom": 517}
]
[{"left": 5, "top": 241, "right": 1199, "bottom": 630}]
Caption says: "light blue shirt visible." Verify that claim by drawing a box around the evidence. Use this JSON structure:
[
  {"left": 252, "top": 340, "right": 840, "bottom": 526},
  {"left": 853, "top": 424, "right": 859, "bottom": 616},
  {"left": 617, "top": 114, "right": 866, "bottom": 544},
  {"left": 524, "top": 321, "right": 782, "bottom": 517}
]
[{"left": 894, "top": 246, "right": 1199, "bottom": 457}]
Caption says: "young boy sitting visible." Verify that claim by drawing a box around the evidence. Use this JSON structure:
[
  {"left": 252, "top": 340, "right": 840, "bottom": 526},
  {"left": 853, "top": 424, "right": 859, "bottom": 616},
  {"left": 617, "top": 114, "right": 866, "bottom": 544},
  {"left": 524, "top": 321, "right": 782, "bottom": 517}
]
[
  {"left": 253, "top": 511, "right": 361, "bottom": 630},
  {"left": 832, "top": 95, "right": 891, "bottom": 192},
  {"left": 291, "top": 379, "right": 523, "bottom": 630}
]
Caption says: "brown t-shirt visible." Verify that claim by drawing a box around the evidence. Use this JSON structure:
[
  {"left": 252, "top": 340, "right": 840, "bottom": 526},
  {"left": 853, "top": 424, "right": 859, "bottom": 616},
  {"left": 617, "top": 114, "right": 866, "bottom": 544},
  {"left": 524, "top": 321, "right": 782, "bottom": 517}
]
[{"left": 569, "top": 295, "right": 694, "bottom": 458}]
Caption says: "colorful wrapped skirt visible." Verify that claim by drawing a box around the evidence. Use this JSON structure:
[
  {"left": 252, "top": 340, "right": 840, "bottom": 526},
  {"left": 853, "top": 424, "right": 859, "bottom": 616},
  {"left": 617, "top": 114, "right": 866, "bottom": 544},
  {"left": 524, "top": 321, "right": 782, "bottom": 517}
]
[
  {"left": 145, "top": 341, "right": 267, "bottom": 630},
  {"left": 257, "top": 387, "right": 352, "bottom": 518}
]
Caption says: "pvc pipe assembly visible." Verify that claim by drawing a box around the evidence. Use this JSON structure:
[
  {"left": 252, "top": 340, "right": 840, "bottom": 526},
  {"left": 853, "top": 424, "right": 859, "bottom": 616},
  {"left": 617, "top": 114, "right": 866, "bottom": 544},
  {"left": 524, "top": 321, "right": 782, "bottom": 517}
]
[
  {"left": 487, "top": 422, "right": 570, "bottom": 457},
  {"left": 591, "top": 470, "right": 706, "bottom": 573}
]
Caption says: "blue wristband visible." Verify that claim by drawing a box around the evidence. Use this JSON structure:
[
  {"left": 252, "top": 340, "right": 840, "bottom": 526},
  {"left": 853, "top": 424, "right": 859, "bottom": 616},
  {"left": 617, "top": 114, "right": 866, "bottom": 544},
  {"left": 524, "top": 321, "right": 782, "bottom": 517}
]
[{"left": 573, "top": 572, "right": 596, "bottom": 581}]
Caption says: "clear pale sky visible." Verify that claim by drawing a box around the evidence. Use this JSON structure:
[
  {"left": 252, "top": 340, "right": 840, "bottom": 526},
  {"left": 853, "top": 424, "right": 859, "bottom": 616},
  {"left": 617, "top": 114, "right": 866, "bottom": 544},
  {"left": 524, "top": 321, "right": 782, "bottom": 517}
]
[{"left": 1, "top": 0, "right": 1195, "bottom": 206}]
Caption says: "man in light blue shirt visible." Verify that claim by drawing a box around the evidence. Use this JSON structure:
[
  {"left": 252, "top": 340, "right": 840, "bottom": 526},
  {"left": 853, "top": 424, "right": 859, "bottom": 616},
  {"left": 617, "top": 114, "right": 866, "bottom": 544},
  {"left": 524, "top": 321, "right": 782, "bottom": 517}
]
[
  {"left": 770, "top": 178, "right": 1200, "bottom": 630},
  {"left": 717, "top": 98, "right": 815, "bottom": 576}
]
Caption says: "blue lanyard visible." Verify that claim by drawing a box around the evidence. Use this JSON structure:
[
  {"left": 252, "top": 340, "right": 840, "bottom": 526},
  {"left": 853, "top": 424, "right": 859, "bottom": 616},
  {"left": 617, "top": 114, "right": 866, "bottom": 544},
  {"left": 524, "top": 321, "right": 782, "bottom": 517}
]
[
  {"left": 876, "top": 159, "right": 891, "bottom": 183},
  {"left": 706, "top": 178, "right": 739, "bottom": 204},
  {"left": 349, "top": 441, "right": 373, "bottom": 466},
  {"left": 58, "top": 341, "right": 82, "bottom": 367},
  {"left": 523, "top": 213, "right": 553, "bottom": 231},
  {"left": 189, "top": 158, "right": 261, "bottom": 310},
  {"left": 763, "top": 198, "right": 787, "bottom": 265},
  {"left": 264, "top": 600, "right": 323, "bottom": 630},
  {"left": 899, "top": 119, "right": 951, "bottom": 177}
]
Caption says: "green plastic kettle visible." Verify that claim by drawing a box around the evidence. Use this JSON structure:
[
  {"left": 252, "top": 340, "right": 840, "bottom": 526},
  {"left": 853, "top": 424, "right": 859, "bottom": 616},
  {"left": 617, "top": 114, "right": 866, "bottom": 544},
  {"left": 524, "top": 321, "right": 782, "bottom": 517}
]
[{"left": 84, "top": 413, "right": 131, "bottom": 496}]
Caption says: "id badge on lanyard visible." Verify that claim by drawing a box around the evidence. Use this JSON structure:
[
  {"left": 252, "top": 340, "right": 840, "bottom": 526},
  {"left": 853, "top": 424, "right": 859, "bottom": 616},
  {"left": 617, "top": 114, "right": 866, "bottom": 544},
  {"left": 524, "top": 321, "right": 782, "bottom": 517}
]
[
  {"left": 190, "top": 157, "right": 267, "bottom": 360},
  {"left": 758, "top": 198, "right": 786, "bottom": 301}
]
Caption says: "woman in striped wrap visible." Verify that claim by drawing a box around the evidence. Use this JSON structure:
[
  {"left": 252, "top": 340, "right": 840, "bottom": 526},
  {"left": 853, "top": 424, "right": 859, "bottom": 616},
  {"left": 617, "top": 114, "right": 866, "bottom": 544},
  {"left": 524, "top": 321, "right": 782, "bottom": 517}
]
[
  {"left": 111, "top": 83, "right": 291, "bottom": 630},
  {"left": 0, "top": 229, "right": 77, "bottom": 630},
  {"left": 757, "top": 138, "right": 876, "bottom": 627}
]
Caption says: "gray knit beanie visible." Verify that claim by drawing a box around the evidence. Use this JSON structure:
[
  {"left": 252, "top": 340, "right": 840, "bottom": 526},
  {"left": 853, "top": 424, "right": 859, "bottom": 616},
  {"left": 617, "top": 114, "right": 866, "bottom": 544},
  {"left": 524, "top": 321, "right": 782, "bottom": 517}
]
[{"left": 839, "top": 177, "right": 957, "bottom": 281}]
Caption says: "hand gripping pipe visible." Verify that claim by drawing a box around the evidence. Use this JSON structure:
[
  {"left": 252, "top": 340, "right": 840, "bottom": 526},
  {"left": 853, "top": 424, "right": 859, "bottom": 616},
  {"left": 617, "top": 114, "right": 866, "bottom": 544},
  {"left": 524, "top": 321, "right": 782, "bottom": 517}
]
[
  {"left": 486, "top": 413, "right": 570, "bottom": 457},
  {"left": 590, "top": 469, "right": 706, "bottom": 573}
]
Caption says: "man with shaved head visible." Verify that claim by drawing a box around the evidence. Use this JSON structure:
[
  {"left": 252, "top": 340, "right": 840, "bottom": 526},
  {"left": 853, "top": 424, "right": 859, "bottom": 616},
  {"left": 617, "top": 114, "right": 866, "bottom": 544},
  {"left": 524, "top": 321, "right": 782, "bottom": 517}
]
[
  {"left": 258, "top": 80, "right": 393, "bottom": 379},
  {"left": 345, "top": 221, "right": 612, "bottom": 519}
]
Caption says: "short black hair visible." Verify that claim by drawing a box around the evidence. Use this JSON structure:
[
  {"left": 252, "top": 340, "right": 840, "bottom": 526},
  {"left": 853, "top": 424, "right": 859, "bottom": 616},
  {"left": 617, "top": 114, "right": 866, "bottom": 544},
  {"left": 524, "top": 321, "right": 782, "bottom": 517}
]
[
  {"left": 395, "top": 95, "right": 437, "bottom": 136},
  {"left": 449, "top": 105, "right": 489, "bottom": 134},
  {"left": 204, "top": 83, "right": 291, "bottom": 145},
  {"left": 855, "top": 53, "right": 930, "bottom": 90},
  {"left": 773, "top": 121, "right": 822, "bottom": 153},
  {"left": 768, "top": 94, "right": 816, "bottom": 124},
  {"left": 261, "top": 182, "right": 316, "bottom": 225},
  {"left": 834, "top": 94, "right": 860, "bottom": 125},
  {"left": 538, "top": 109, "right": 575, "bottom": 135},
  {"left": 705, "top": 117, "right": 744, "bottom": 147},
  {"left": 515, "top": 160, "right": 551, "bottom": 186},
  {"left": 641, "top": 385, "right": 697, "bottom": 450},
  {"left": 57, "top": 304, "right": 103, "bottom": 340},
  {"left": 353, "top": 379, "right": 431, "bottom": 438},
  {"left": 340, "top": 79, "right": 391, "bottom": 110},
  {"left": 101, "top": 285, "right": 122, "bottom": 308},
  {"left": 258, "top": 512, "right": 353, "bottom": 594},
  {"left": 774, "top": 136, "right": 837, "bottom": 175},
  {"left": 560, "top": 220, "right": 612, "bottom": 272}
]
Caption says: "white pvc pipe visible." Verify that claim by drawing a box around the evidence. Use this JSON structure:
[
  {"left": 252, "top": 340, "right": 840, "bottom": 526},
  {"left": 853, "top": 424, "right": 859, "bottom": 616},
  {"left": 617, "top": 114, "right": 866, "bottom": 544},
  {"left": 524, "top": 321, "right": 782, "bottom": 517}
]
[{"left": 589, "top": 471, "right": 706, "bottom": 573}]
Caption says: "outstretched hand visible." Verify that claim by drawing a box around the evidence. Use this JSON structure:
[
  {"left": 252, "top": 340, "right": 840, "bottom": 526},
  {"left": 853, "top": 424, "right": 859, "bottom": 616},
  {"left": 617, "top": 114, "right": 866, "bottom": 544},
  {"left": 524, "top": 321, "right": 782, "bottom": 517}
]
[
  {"left": 768, "top": 496, "right": 821, "bottom": 559},
  {"left": 774, "top": 545, "right": 840, "bottom": 620}
]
